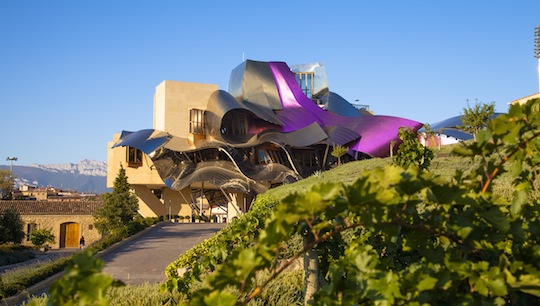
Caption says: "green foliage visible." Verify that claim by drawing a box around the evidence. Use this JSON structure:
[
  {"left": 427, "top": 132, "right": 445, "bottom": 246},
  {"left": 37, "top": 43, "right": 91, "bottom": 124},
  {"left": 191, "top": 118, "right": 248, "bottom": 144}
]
[
  {"left": 460, "top": 99, "right": 496, "bottom": 140},
  {"left": 0, "top": 245, "right": 35, "bottom": 267},
  {"left": 1, "top": 256, "right": 72, "bottom": 298},
  {"left": 29, "top": 229, "right": 55, "bottom": 248},
  {"left": 0, "top": 207, "right": 25, "bottom": 244},
  {"left": 226, "top": 269, "right": 304, "bottom": 305},
  {"left": 163, "top": 100, "right": 540, "bottom": 305},
  {"left": 0, "top": 170, "right": 14, "bottom": 200},
  {"left": 94, "top": 165, "right": 139, "bottom": 234},
  {"left": 330, "top": 145, "right": 349, "bottom": 165},
  {"left": 525, "top": 98, "right": 540, "bottom": 129},
  {"left": 46, "top": 250, "right": 122, "bottom": 306},
  {"left": 393, "top": 127, "right": 434, "bottom": 170},
  {"left": 25, "top": 285, "right": 176, "bottom": 306}
]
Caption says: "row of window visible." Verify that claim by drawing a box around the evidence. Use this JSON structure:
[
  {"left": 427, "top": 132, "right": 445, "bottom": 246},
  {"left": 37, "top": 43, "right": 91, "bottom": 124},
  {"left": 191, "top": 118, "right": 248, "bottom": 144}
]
[
  {"left": 127, "top": 144, "right": 342, "bottom": 170},
  {"left": 188, "top": 149, "right": 229, "bottom": 163},
  {"left": 293, "top": 150, "right": 318, "bottom": 167},
  {"left": 256, "top": 148, "right": 288, "bottom": 166}
]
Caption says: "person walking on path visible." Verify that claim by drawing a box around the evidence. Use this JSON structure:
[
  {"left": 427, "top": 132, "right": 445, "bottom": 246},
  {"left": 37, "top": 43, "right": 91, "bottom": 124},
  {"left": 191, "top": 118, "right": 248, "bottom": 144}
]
[{"left": 79, "top": 236, "right": 85, "bottom": 249}]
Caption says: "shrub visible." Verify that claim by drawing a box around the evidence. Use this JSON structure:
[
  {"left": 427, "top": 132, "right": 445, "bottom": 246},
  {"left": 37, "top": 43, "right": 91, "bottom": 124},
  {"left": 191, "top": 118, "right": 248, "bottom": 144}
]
[
  {"left": 0, "top": 207, "right": 24, "bottom": 244},
  {"left": 29, "top": 229, "right": 55, "bottom": 249},
  {"left": 126, "top": 220, "right": 145, "bottom": 235},
  {"left": 330, "top": 145, "right": 349, "bottom": 165},
  {"left": 393, "top": 126, "right": 433, "bottom": 170},
  {"left": 0, "top": 245, "right": 35, "bottom": 267},
  {"left": 1, "top": 256, "right": 72, "bottom": 298}
]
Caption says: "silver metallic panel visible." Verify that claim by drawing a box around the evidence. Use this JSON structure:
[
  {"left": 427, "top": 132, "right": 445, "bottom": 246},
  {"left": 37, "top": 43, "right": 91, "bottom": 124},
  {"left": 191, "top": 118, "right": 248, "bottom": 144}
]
[{"left": 318, "top": 92, "right": 364, "bottom": 117}]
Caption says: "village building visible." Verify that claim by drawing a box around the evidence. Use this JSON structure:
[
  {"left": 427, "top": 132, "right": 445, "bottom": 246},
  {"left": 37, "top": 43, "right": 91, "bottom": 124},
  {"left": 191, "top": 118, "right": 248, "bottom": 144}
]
[{"left": 0, "top": 200, "right": 102, "bottom": 249}]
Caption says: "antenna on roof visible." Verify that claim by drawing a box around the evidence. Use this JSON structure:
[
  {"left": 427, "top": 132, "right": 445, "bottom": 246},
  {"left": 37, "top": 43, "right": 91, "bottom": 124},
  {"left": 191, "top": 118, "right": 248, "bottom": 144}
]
[{"left": 242, "top": 52, "right": 245, "bottom": 62}]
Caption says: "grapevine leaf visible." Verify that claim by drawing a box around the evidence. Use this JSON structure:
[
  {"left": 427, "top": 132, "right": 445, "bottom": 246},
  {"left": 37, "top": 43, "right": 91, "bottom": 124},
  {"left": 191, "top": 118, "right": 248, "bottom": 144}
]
[
  {"left": 479, "top": 207, "right": 510, "bottom": 233},
  {"left": 203, "top": 290, "right": 237, "bottom": 306}
]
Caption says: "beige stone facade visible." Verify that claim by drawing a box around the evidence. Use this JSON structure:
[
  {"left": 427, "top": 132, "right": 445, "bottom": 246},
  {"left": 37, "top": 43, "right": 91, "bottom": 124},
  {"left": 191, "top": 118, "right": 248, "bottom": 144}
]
[
  {"left": 153, "top": 80, "right": 218, "bottom": 137},
  {"left": 107, "top": 80, "right": 223, "bottom": 219}
]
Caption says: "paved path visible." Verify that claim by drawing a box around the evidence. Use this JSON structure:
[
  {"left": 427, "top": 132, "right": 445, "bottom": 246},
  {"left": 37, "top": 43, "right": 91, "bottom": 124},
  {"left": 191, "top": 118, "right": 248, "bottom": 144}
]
[{"left": 101, "top": 222, "right": 224, "bottom": 285}]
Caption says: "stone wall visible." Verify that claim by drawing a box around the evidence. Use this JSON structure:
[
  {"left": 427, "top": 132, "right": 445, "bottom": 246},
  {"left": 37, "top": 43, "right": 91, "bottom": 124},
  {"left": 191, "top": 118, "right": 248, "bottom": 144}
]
[{"left": 20, "top": 214, "right": 101, "bottom": 249}]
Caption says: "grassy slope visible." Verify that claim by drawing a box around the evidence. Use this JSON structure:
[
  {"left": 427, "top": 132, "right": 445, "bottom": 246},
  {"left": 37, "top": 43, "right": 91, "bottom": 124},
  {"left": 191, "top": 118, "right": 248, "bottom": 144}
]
[{"left": 268, "top": 143, "right": 477, "bottom": 200}]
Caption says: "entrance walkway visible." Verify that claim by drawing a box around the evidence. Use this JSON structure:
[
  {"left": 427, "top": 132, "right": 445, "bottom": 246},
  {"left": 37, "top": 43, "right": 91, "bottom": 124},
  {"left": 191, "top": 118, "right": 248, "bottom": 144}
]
[{"left": 100, "top": 222, "right": 224, "bottom": 285}]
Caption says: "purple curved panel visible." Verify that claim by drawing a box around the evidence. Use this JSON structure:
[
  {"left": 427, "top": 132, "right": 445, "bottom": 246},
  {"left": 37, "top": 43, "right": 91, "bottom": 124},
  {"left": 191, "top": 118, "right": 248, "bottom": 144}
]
[{"left": 267, "top": 62, "right": 423, "bottom": 157}]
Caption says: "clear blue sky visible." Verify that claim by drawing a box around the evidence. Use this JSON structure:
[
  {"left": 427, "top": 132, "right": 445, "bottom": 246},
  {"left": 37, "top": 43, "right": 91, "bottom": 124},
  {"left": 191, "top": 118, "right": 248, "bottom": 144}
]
[{"left": 1, "top": 1, "right": 539, "bottom": 165}]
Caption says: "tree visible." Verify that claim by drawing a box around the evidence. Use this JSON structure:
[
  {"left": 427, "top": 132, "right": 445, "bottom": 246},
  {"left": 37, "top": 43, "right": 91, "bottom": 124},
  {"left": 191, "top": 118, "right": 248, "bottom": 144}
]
[
  {"left": 0, "top": 170, "right": 14, "bottom": 200},
  {"left": 393, "top": 127, "right": 434, "bottom": 170},
  {"left": 0, "top": 207, "right": 24, "bottom": 244},
  {"left": 29, "top": 228, "right": 55, "bottom": 249},
  {"left": 460, "top": 99, "right": 495, "bottom": 140},
  {"left": 330, "top": 145, "right": 349, "bottom": 166},
  {"left": 525, "top": 98, "right": 540, "bottom": 129},
  {"left": 94, "top": 165, "right": 139, "bottom": 234}
]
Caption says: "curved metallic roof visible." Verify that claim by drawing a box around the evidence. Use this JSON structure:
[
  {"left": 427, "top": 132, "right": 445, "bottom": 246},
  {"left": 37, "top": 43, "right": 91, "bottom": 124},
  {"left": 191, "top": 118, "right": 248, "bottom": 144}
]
[
  {"left": 267, "top": 61, "right": 423, "bottom": 157},
  {"left": 318, "top": 92, "right": 364, "bottom": 117},
  {"left": 113, "top": 59, "right": 423, "bottom": 194},
  {"left": 426, "top": 113, "right": 505, "bottom": 140}
]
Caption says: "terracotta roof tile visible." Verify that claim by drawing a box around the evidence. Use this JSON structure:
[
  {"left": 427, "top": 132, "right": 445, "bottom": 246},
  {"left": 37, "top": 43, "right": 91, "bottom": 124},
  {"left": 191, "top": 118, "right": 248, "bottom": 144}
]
[{"left": 0, "top": 201, "right": 103, "bottom": 215}]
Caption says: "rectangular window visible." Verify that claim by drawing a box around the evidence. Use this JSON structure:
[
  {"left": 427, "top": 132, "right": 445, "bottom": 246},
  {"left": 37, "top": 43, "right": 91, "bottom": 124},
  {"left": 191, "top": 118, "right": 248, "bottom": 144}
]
[
  {"left": 27, "top": 223, "right": 37, "bottom": 241},
  {"left": 127, "top": 146, "right": 143, "bottom": 167},
  {"left": 190, "top": 109, "right": 205, "bottom": 135},
  {"left": 295, "top": 72, "right": 315, "bottom": 99}
]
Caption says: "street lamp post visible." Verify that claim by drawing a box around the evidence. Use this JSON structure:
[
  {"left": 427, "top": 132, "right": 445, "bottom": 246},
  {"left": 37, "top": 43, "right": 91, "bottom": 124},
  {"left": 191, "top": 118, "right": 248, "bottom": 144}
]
[
  {"left": 6, "top": 157, "right": 18, "bottom": 179},
  {"left": 535, "top": 26, "right": 540, "bottom": 92},
  {"left": 5, "top": 157, "right": 17, "bottom": 198}
]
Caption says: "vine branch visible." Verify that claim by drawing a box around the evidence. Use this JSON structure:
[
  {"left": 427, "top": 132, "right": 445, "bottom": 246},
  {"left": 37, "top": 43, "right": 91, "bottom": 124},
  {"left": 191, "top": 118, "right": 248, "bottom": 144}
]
[{"left": 240, "top": 221, "right": 363, "bottom": 305}]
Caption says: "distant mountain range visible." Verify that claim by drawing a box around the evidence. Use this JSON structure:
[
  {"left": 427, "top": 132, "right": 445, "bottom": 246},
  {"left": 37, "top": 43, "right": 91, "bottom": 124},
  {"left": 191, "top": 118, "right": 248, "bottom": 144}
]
[{"left": 0, "top": 159, "right": 109, "bottom": 194}]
